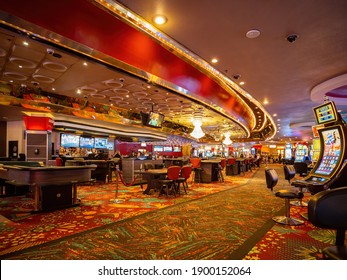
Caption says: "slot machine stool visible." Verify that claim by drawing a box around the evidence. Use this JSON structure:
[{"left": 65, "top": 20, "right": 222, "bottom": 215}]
[
  {"left": 308, "top": 186, "right": 347, "bottom": 260},
  {"left": 265, "top": 168, "right": 304, "bottom": 226}
]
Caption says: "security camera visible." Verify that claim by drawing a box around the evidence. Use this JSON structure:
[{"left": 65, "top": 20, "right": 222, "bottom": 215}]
[
  {"left": 286, "top": 34, "right": 299, "bottom": 43},
  {"left": 84, "top": 95, "right": 88, "bottom": 99},
  {"left": 46, "top": 48, "right": 55, "bottom": 55},
  {"left": 233, "top": 74, "right": 241, "bottom": 80},
  {"left": 119, "top": 78, "right": 124, "bottom": 83}
]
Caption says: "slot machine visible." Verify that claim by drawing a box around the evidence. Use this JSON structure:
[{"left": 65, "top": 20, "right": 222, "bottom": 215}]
[{"left": 292, "top": 101, "right": 347, "bottom": 193}]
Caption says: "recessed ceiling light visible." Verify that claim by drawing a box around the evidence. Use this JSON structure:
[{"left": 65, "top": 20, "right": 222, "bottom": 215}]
[
  {"left": 211, "top": 58, "right": 218, "bottom": 63},
  {"left": 246, "top": 29, "right": 260, "bottom": 39},
  {"left": 152, "top": 15, "right": 167, "bottom": 25},
  {"left": 239, "top": 81, "right": 245, "bottom": 85}
]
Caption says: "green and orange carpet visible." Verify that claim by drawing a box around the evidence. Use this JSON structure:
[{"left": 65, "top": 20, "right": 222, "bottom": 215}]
[{"left": 0, "top": 165, "right": 340, "bottom": 259}]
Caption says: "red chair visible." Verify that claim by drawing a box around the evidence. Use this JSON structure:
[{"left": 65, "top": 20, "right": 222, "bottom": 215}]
[
  {"left": 157, "top": 166, "right": 181, "bottom": 197},
  {"left": 226, "top": 158, "right": 237, "bottom": 175},
  {"left": 55, "top": 157, "right": 63, "bottom": 166},
  {"left": 176, "top": 165, "right": 193, "bottom": 194},
  {"left": 189, "top": 157, "right": 203, "bottom": 184}
]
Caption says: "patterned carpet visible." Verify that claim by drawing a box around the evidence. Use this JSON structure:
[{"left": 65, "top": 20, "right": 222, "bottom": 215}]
[
  {"left": 0, "top": 164, "right": 339, "bottom": 260},
  {"left": 0, "top": 168, "right": 255, "bottom": 257}
]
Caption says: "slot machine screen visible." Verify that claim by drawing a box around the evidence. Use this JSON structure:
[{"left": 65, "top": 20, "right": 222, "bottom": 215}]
[
  {"left": 314, "top": 126, "right": 342, "bottom": 176},
  {"left": 313, "top": 101, "right": 338, "bottom": 125}
]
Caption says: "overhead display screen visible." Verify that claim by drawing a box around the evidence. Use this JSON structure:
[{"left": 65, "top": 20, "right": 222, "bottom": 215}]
[
  {"left": 314, "top": 127, "right": 342, "bottom": 176},
  {"left": 94, "top": 137, "right": 108, "bottom": 149},
  {"left": 61, "top": 133, "right": 80, "bottom": 148},
  {"left": 313, "top": 101, "right": 338, "bottom": 125}
]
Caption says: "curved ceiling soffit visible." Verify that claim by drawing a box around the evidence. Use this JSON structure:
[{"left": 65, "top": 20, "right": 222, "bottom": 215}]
[
  {"left": 0, "top": 0, "right": 275, "bottom": 139},
  {"left": 311, "top": 73, "right": 347, "bottom": 105},
  {"left": 0, "top": 12, "right": 249, "bottom": 139},
  {"left": 94, "top": 0, "right": 276, "bottom": 136},
  {"left": 95, "top": 0, "right": 276, "bottom": 138}
]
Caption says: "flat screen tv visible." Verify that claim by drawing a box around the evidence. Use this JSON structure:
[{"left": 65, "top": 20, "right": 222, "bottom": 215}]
[
  {"left": 60, "top": 133, "right": 80, "bottom": 148},
  {"left": 163, "top": 146, "right": 172, "bottom": 152},
  {"left": 94, "top": 137, "right": 108, "bottom": 149},
  {"left": 173, "top": 146, "right": 181, "bottom": 152},
  {"left": 313, "top": 101, "right": 338, "bottom": 125},
  {"left": 153, "top": 145, "right": 163, "bottom": 152},
  {"left": 107, "top": 141, "right": 114, "bottom": 151},
  {"left": 313, "top": 126, "right": 343, "bottom": 176},
  {"left": 147, "top": 112, "right": 164, "bottom": 128},
  {"left": 79, "top": 136, "right": 95, "bottom": 149}
]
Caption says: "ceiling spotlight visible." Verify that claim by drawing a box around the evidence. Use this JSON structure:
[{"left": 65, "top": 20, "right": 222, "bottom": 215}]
[
  {"left": 152, "top": 15, "right": 167, "bottom": 25},
  {"left": 246, "top": 29, "right": 261, "bottom": 39}
]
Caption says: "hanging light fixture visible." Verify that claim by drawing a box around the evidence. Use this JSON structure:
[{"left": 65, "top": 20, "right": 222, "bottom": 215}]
[
  {"left": 190, "top": 110, "right": 205, "bottom": 139},
  {"left": 223, "top": 132, "right": 232, "bottom": 145}
]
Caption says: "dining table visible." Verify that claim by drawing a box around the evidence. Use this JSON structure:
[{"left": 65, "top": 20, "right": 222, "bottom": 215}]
[{"left": 134, "top": 168, "right": 168, "bottom": 194}]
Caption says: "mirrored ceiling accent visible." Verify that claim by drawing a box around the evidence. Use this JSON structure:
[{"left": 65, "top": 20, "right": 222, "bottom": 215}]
[
  {"left": 103, "top": 79, "right": 123, "bottom": 88},
  {"left": 42, "top": 61, "right": 68, "bottom": 72},
  {"left": 4, "top": 72, "right": 27, "bottom": 80},
  {"left": 113, "top": 88, "right": 129, "bottom": 94},
  {"left": 80, "top": 86, "right": 97, "bottom": 94},
  {"left": 132, "top": 91, "right": 148, "bottom": 98},
  {"left": 32, "top": 74, "right": 55, "bottom": 83},
  {"left": 90, "top": 93, "right": 106, "bottom": 99},
  {"left": 10, "top": 57, "right": 37, "bottom": 69},
  {"left": 109, "top": 96, "right": 124, "bottom": 101}
]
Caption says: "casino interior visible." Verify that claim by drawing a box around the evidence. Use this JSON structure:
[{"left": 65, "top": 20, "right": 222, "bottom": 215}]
[{"left": 0, "top": 0, "right": 347, "bottom": 260}]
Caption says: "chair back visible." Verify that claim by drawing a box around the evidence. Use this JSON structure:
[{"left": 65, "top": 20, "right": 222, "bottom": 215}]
[
  {"left": 190, "top": 157, "right": 201, "bottom": 168},
  {"left": 167, "top": 166, "right": 181, "bottom": 180},
  {"left": 220, "top": 158, "right": 226, "bottom": 169},
  {"left": 55, "top": 157, "right": 63, "bottom": 166},
  {"left": 227, "top": 158, "right": 236, "bottom": 165},
  {"left": 265, "top": 168, "right": 278, "bottom": 191},
  {"left": 284, "top": 165, "right": 296, "bottom": 183},
  {"left": 181, "top": 165, "right": 193, "bottom": 180},
  {"left": 293, "top": 162, "right": 308, "bottom": 176},
  {"left": 308, "top": 186, "right": 347, "bottom": 246}
]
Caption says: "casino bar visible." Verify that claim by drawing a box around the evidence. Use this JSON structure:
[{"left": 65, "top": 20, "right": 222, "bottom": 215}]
[{"left": 0, "top": 0, "right": 346, "bottom": 261}]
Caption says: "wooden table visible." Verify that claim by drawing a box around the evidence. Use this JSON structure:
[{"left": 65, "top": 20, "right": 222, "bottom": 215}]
[{"left": 135, "top": 168, "right": 168, "bottom": 194}]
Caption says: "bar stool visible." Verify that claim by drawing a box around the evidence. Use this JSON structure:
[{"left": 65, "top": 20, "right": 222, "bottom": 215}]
[
  {"left": 265, "top": 168, "right": 304, "bottom": 226},
  {"left": 189, "top": 157, "right": 203, "bottom": 184}
]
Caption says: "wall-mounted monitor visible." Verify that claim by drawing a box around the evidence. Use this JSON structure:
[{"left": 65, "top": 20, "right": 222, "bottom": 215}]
[
  {"left": 153, "top": 145, "right": 163, "bottom": 152},
  {"left": 163, "top": 146, "right": 172, "bottom": 152},
  {"left": 60, "top": 133, "right": 80, "bottom": 148},
  {"left": 313, "top": 101, "right": 338, "bottom": 125},
  {"left": 107, "top": 141, "right": 114, "bottom": 150},
  {"left": 147, "top": 112, "right": 164, "bottom": 128},
  {"left": 79, "top": 136, "right": 95, "bottom": 148},
  {"left": 173, "top": 146, "right": 181, "bottom": 152},
  {"left": 94, "top": 137, "right": 108, "bottom": 149}
]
